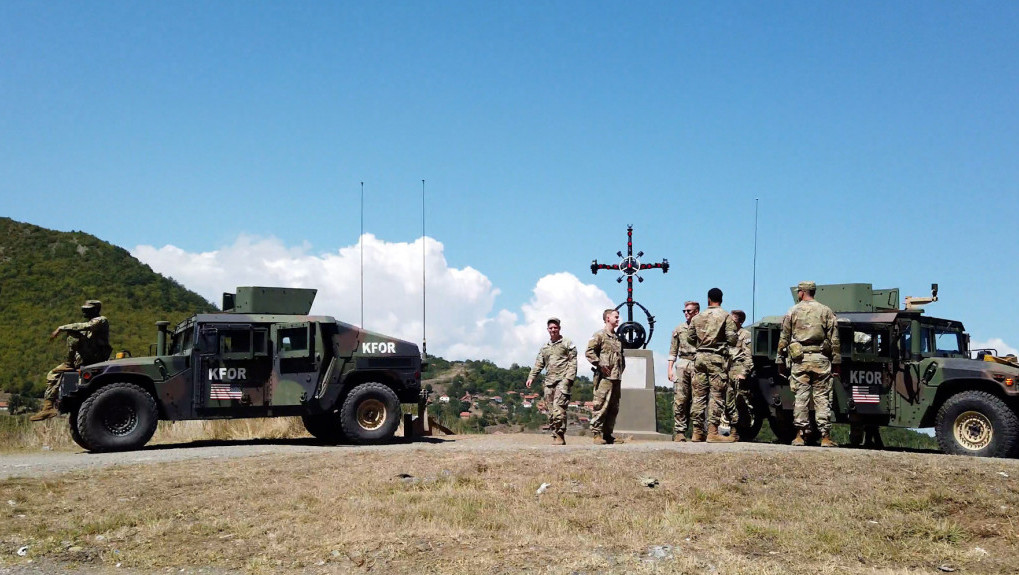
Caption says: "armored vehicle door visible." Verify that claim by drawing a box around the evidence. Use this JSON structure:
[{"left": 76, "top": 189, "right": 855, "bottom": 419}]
[
  {"left": 269, "top": 322, "right": 323, "bottom": 406},
  {"left": 840, "top": 324, "right": 895, "bottom": 421},
  {"left": 195, "top": 324, "right": 271, "bottom": 415}
]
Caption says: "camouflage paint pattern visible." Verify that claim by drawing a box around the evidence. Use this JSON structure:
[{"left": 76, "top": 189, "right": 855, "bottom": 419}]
[
  {"left": 587, "top": 328, "right": 625, "bottom": 438},
  {"left": 585, "top": 329, "right": 625, "bottom": 380},
  {"left": 673, "top": 358, "right": 693, "bottom": 433},
  {"left": 724, "top": 327, "right": 753, "bottom": 427},
  {"left": 59, "top": 309, "right": 422, "bottom": 422}
]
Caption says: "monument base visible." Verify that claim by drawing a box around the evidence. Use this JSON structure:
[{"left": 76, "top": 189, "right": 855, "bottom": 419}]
[{"left": 614, "top": 349, "right": 671, "bottom": 441}]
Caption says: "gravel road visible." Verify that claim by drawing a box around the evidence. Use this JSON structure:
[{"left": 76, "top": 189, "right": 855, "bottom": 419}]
[{"left": 0, "top": 433, "right": 955, "bottom": 480}]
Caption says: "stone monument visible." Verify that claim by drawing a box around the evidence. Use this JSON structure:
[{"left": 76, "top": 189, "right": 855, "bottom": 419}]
[{"left": 590, "top": 225, "right": 670, "bottom": 440}]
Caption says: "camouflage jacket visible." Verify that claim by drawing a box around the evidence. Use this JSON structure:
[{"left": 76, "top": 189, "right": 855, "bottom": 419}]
[
  {"left": 528, "top": 337, "right": 578, "bottom": 384},
  {"left": 58, "top": 315, "right": 112, "bottom": 365},
  {"left": 685, "top": 306, "right": 737, "bottom": 355},
  {"left": 586, "top": 328, "right": 625, "bottom": 380},
  {"left": 730, "top": 327, "right": 753, "bottom": 377},
  {"left": 777, "top": 300, "right": 841, "bottom": 364},
  {"left": 668, "top": 322, "right": 696, "bottom": 361}
]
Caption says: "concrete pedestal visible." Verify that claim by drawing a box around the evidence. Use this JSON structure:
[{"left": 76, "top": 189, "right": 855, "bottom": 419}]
[{"left": 614, "top": 349, "right": 670, "bottom": 441}]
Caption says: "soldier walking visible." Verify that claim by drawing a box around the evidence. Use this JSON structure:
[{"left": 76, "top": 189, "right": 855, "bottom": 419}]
[
  {"left": 32, "top": 299, "right": 111, "bottom": 421},
  {"left": 525, "top": 317, "right": 578, "bottom": 445},
  {"left": 667, "top": 301, "right": 699, "bottom": 441},
  {"left": 685, "top": 288, "right": 737, "bottom": 443},
  {"left": 777, "top": 281, "right": 841, "bottom": 447},
  {"left": 722, "top": 310, "right": 754, "bottom": 441},
  {"left": 586, "top": 309, "right": 625, "bottom": 444}
]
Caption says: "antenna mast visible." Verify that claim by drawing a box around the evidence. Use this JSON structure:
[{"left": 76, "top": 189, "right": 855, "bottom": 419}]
[
  {"left": 360, "top": 181, "right": 365, "bottom": 329},
  {"left": 752, "top": 198, "right": 759, "bottom": 323},
  {"left": 421, "top": 179, "right": 427, "bottom": 360}
]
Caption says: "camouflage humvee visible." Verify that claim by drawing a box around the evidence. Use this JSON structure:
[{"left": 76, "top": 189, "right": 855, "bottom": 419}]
[
  {"left": 57, "top": 287, "right": 423, "bottom": 452},
  {"left": 745, "top": 283, "right": 1019, "bottom": 458}
]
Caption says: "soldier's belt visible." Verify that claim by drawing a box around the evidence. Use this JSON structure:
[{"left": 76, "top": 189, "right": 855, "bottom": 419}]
[
  {"left": 680, "top": 353, "right": 696, "bottom": 360},
  {"left": 696, "top": 348, "right": 727, "bottom": 355},
  {"left": 800, "top": 345, "right": 824, "bottom": 353}
]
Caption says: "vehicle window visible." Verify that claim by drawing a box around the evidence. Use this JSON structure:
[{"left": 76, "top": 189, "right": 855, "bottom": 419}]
[
  {"left": 919, "top": 327, "right": 933, "bottom": 354},
  {"left": 253, "top": 329, "right": 268, "bottom": 355},
  {"left": 935, "top": 330, "right": 962, "bottom": 355},
  {"left": 279, "top": 327, "right": 309, "bottom": 352},
  {"left": 170, "top": 328, "right": 193, "bottom": 355},
  {"left": 221, "top": 331, "right": 251, "bottom": 354},
  {"left": 851, "top": 330, "right": 889, "bottom": 358}
]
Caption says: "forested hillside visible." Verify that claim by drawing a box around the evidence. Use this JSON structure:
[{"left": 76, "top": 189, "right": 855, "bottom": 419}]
[{"left": 0, "top": 218, "right": 216, "bottom": 395}]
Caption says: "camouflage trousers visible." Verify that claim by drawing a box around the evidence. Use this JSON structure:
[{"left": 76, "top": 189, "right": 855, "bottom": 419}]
[
  {"left": 791, "top": 354, "right": 834, "bottom": 434},
  {"left": 672, "top": 358, "right": 693, "bottom": 433},
  {"left": 44, "top": 362, "right": 76, "bottom": 402},
  {"left": 692, "top": 352, "right": 728, "bottom": 429},
  {"left": 591, "top": 374, "right": 621, "bottom": 439},
  {"left": 724, "top": 370, "right": 753, "bottom": 428},
  {"left": 543, "top": 379, "right": 572, "bottom": 438}
]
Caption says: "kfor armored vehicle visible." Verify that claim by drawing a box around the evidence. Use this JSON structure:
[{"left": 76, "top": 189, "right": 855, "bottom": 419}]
[
  {"left": 56, "top": 287, "right": 423, "bottom": 452},
  {"left": 747, "top": 283, "right": 1019, "bottom": 458}
]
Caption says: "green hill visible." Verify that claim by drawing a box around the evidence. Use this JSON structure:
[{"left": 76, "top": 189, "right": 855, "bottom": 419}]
[{"left": 0, "top": 218, "right": 216, "bottom": 396}]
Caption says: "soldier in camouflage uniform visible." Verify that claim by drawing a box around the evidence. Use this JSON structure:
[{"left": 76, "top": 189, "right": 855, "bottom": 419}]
[
  {"left": 526, "top": 317, "right": 578, "bottom": 445},
  {"left": 685, "top": 288, "right": 737, "bottom": 443},
  {"left": 777, "top": 281, "right": 841, "bottom": 447},
  {"left": 32, "top": 299, "right": 112, "bottom": 421},
  {"left": 722, "top": 310, "right": 754, "bottom": 441},
  {"left": 667, "top": 301, "right": 699, "bottom": 441},
  {"left": 586, "top": 309, "right": 625, "bottom": 444}
]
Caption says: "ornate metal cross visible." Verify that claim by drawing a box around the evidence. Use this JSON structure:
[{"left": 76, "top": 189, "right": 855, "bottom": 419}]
[{"left": 590, "top": 225, "right": 669, "bottom": 349}]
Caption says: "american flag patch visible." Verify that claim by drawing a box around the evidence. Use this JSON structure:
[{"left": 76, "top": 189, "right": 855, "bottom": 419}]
[
  {"left": 852, "top": 386, "right": 881, "bottom": 404},
  {"left": 210, "top": 383, "right": 242, "bottom": 401}
]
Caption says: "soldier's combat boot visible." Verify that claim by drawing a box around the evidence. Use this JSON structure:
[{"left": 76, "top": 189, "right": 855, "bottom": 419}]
[
  {"left": 791, "top": 430, "right": 806, "bottom": 446},
  {"left": 29, "top": 400, "right": 59, "bottom": 422},
  {"left": 691, "top": 428, "right": 706, "bottom": 442},
  {"left": 672, "top": 432, "right": 687, "bottom": 442},
  {"left": 730, "top": 428, "right": 740, "bottom": 442},
  {"left": 706, "top": 424, "right": 735, "bottom": 443},
  {"left": 593, "top": 435, "right": 607, "bottom": 445},
  {"left": 820, "top": 432, "right": 838, "bottom": 448},
  {"left": 553, "top": 434, "right": 566, "bottom": 446}
]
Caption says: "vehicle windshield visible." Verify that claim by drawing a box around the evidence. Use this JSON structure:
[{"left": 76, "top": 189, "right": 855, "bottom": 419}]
[{"left": 169, "top": 325, "right": 194, "bottom": 355}]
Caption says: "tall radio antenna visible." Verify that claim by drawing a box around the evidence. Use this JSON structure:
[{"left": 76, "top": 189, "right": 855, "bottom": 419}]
[
  {"left": 421, "top": 179, "right": 427, "bottom": 360},
  {"left": 752, "top": 197, "right": 759, "bottom": 323},
  {"left": 360, "top": 181, "right": 364, "bottom": 329}
]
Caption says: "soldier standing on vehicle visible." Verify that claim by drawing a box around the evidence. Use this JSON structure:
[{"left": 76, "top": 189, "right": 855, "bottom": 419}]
[
  {"left": 31, "top": 299, "right": 111, "bottom": 422},
  {"left": 777, "top": 281, "right": 841, "bottom": 447},
  {"left": 526, "top": 317, "right": 578, "bottom": 445},
  {"left": 586, "top": 308, "right": 625, "bottom": 444},
  {"left": 667, "top": 301, "right": 700, "bottom": 441},
  {"left": 685, "top": 288, "right": 738, "bottom": 443},
  {"left": 722, "top": 310, "right": 754, "bottom": 441}
]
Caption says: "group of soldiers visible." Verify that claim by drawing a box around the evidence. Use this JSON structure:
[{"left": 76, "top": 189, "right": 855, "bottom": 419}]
[
  {"left": 29, "top": 299, "right": 111, "bottom": 422},
  {"left": 525, "top": 308, "right": 626, "bottom": 445},
  {"left": 526, "top": 281, "right": 842, "bottom": 448}
]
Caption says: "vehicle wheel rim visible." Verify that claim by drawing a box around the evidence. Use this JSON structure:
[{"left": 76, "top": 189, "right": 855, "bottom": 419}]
[
  {"left": 103, "top": 401, "right": 138, "bottom": 436},
  {"left": 953, "top": 410, "right": 992, "bottom": 451},
  {"left": 356, "top": 399, "right": 386, "bottom": 430}
]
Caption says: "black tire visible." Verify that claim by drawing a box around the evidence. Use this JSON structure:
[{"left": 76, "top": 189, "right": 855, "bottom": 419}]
[
  {"left": 339, "top": 382, "right": 401, "bottom": 444},
  {"left": 935, "top": 391, "right": 1019, "bottom": 458},
  {"left": 68, "top": 407, "right": 91, "bottom": 451},
  {"left": 77, "top": 382, "right": 158, "bottom": 453},
  {"left": 302, "top": 412, "right": 347, "bottom": 444},
  {"left": 736, "top": 399, "right": 765, "bottom": 442},
  {"left": 767, "top": 410, "right": 798, "bottom": 444}
]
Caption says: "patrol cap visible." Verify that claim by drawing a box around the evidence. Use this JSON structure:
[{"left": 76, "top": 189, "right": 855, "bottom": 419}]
[
  {"left": 82, "top": 299, "right": 102, "bottom": 311},
  {"left": 797, "top": 281, "right": 816, "bottom": 292},
  {"left": 546, "top": 317, "right": 561, "bottom": 326}
]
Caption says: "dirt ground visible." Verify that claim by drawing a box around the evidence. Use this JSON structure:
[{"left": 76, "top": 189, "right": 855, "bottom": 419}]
[{"left": 2, "top": 434, "right": 1018, "bottom": 574}]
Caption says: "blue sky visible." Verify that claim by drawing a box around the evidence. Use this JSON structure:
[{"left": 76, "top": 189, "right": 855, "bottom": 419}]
[{"left": 3, "top": 2, "right": 1017, "bottom": 367}]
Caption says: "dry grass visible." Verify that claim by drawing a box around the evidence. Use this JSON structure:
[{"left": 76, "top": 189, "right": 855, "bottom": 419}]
[
  {"left": 2, "top": 441, "right": 1018, "bottom": 574},
  {"left": 0, "top": 415, "right": 312, "bottom": 452}
]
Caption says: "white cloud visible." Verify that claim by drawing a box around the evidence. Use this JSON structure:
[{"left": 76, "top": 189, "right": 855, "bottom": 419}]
[
  {"left": 133, "top": 235, "right": 614, "bottom": 373},
  {"left": 971, "top": 338, "right": 1018, "bottom": 358}
]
